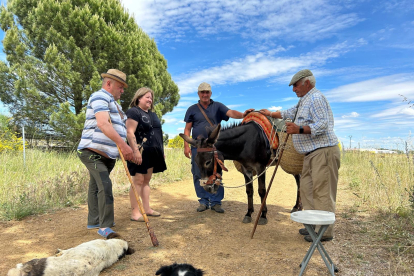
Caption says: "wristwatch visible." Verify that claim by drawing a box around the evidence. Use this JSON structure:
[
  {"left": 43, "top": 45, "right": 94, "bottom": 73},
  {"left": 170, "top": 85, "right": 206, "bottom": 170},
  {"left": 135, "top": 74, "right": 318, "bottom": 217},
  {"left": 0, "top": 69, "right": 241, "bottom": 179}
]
[{"left": 299, "top": 126, "right": 304, "bottom": 134}]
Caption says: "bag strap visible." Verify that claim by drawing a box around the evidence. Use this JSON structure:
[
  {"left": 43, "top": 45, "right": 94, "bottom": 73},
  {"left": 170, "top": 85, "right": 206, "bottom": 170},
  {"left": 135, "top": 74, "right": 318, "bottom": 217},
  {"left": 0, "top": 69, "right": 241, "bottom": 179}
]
[{"left": 197, "top": 103, "right": 214, "bottom": 126}]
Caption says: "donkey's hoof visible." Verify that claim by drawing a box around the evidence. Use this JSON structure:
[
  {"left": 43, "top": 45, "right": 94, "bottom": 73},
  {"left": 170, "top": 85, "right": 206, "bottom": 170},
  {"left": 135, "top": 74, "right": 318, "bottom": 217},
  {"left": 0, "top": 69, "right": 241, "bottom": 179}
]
[
  {"left": 258, "top": 217, "right": 268, "bottom": 225},
  {"left": 243, "top": 216, "right": 252, "bottom": 223}
]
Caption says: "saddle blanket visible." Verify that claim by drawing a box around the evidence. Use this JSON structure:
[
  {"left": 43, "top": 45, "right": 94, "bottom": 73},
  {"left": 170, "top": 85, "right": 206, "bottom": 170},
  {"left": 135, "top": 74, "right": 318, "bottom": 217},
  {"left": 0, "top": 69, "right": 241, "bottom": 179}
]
[{"left": 242, "top": 111, "right": 279, "bottom": 150}]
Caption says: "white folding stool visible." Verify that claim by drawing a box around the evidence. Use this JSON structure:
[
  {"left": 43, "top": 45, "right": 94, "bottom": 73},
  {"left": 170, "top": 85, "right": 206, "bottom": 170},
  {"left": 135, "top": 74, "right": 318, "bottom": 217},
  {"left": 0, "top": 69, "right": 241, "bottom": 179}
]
[{"left": 290, "top": 210, "right": 338, "bottom": 276}]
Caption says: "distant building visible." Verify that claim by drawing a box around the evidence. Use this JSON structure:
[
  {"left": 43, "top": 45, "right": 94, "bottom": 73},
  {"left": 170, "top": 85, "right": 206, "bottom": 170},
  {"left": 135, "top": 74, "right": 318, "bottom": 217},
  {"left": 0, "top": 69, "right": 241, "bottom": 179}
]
[{"left": 345, "top": 148, "right": 397, "bottom": 154}]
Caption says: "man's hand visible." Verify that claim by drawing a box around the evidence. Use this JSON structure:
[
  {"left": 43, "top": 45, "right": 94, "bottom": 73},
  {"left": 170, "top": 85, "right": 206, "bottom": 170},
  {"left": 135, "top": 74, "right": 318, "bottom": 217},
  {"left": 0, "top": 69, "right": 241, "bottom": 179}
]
[
  {"left": 259, "top": 109, "right": 271, "bottom": 117},
  {"left": 184, "top": 146, "right": 191, "bottom": 159},
  {"left": 285, "top": 122, "right": 300, "bottom": 134},
  {"left": 119, "top": 142, "right": 134, "bottom": 161},
  {"left": 243, "top": 108, "right": 254, "bottom": 117}
]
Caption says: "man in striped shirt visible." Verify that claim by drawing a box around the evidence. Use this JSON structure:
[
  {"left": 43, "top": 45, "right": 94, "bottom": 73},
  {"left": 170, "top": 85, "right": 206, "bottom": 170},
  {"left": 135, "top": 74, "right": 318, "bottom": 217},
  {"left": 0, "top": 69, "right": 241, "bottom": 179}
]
[
  {"left": 251, "top": 69, "right": 340, "bottom": 242},
  {"left": 78, "top": 69, "right": 133, "bottom": 238}
]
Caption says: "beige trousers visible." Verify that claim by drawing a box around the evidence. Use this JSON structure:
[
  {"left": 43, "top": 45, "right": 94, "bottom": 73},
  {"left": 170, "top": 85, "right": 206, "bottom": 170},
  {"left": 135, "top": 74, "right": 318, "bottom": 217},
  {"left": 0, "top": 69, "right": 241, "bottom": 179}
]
[{"left": 300, "top": 145, "right": 341, "bottom": 238}]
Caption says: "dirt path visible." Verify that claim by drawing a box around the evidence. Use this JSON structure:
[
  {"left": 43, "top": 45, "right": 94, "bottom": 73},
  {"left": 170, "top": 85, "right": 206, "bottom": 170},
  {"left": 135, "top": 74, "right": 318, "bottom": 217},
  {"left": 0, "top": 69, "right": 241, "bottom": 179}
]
[{"left": 2, "top": 167, "right": 355, "bottom": 275}]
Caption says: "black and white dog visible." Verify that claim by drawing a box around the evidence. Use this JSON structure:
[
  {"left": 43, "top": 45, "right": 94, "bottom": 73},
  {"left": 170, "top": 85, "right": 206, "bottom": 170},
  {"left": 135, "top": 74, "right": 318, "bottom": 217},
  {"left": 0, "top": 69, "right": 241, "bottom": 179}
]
[
  {"left": 7, "top": 235, "right": 134, "bottom": 276},
  {"left": 156, "top": 263, "right": 204, "bottom": 276}
]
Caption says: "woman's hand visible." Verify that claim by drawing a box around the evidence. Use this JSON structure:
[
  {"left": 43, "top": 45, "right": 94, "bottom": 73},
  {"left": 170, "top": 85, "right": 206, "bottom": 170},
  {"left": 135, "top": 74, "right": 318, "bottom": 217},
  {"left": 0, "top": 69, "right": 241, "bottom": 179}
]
[{"left": 133, "top": 150, "right": 142, "bottom": 165}]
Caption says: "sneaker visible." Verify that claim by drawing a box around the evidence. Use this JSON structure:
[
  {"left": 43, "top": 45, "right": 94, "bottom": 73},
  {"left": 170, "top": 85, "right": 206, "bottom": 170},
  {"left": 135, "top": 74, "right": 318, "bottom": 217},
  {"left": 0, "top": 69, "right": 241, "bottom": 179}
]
[
  {"left": 211, "top": 204, "right": 225, "bottom": 213},
  {"left": 197, "top": 204, "right": 208, "bottom": 212},
  {"left": 304, "top": 235, "right": 333, "bottom": 242}
]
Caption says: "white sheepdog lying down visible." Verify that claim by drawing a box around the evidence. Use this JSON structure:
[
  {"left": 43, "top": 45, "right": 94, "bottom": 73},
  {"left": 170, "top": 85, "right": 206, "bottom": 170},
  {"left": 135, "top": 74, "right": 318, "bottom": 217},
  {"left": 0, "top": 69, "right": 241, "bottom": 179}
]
[{"left": 7, "top": 238, "right": 135, "bottom": 276}]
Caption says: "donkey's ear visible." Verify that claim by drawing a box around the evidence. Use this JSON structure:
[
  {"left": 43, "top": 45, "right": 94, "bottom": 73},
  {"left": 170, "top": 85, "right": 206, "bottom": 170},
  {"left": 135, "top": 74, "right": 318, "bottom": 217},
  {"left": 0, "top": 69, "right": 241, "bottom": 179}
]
[
  {"left": 179, "top": 133, "right": 196, "bottom": 146},
  {"left": 207, "top": 124, "right": 221, "bottom": 144}
]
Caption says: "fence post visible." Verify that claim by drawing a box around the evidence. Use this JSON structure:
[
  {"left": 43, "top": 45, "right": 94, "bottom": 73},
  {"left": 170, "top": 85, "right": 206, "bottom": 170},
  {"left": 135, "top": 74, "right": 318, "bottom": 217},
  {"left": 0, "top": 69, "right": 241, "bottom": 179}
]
[{"left": 22, "top": 125, "right": 26, "bottom": 167}]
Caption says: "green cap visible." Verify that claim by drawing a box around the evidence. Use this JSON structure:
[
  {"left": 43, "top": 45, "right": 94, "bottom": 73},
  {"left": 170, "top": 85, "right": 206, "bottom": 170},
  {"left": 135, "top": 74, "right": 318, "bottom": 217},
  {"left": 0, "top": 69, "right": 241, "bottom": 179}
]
[{"left": 289, "top": 69, "right": 313, "bottom": 86}]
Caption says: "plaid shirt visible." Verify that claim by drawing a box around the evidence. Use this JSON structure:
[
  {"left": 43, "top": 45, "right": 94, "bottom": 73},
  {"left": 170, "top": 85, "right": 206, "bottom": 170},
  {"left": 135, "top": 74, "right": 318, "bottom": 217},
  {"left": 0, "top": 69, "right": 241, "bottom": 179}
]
[{"left": 281, "top": 87, "right": 338, "bottom": 154}]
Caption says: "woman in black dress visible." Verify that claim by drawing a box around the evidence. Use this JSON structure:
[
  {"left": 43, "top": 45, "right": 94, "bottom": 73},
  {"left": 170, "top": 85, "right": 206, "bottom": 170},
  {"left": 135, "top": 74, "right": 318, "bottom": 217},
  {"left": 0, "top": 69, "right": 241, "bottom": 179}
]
[{"left": 126, "top": 87, "right": 166, "bottom": 221}]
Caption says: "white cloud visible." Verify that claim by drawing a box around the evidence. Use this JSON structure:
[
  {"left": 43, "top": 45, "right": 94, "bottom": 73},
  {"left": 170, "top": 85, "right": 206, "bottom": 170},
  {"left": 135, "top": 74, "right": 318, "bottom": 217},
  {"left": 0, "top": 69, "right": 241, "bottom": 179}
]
[
  {"left": 227, "top": 104, "right": 244, "bottom": 109},
  {"left": 268, "top": 106, "right": 282, "bottom": 111},
  {"left": 342, "top": 112, "right": 360, "bottom": 118},
  {"left": 122, "top": 0, "right": 362, "bottom": 42},
  {"left": 176, "top": 41, "right": 361, "bottom": 94},
  {"left": 371, "top": 106, "right": 414, "bottom": 118},
  {"left": 326, "top": 74, "right": 414, "bottom": 102}
]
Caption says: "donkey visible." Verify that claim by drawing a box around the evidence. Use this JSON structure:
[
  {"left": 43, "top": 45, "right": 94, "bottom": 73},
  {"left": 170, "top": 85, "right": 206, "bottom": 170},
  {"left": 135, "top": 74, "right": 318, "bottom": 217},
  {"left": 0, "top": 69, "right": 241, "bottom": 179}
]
[{"left": 180, "top": 122, "right": 301, "bottom": 225}]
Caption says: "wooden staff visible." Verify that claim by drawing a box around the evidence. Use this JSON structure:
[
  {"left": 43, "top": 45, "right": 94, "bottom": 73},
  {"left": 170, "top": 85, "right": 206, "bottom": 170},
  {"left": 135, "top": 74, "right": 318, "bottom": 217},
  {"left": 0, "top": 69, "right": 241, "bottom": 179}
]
[
  {"left": 109, "top": 116, "right": 159, "bottom": 246},
  {"left": 250, "top": 133, "right": 289, "bottom": 239},
  {"left": 251, "top": 99, "right": 301, "bottom": 239},
  {"left": 250, "top": 131, "right": 291, "bottom": 239}
]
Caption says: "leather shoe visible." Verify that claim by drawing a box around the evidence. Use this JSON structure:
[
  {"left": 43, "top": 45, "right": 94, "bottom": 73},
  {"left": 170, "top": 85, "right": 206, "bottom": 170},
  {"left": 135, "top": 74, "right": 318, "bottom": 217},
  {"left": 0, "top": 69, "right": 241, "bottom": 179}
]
[
  {"left": 299, "top": 225, "right": 315, "bottom": 236},
  {"left": 211, "top": 204, "right": 225, "bottom": 213},
  {"left": 197, "top": 204, "right": 208, "bottom": 212},
  {"left": 304, "top": 235, "right": 333, "bottom": 242}
]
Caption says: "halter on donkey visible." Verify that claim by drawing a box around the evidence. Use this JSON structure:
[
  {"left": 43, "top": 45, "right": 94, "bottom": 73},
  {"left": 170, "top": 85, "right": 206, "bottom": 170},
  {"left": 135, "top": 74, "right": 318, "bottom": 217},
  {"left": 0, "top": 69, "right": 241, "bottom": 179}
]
[{"left": 180, "top": 111, "right": 304, "bottom": 225}]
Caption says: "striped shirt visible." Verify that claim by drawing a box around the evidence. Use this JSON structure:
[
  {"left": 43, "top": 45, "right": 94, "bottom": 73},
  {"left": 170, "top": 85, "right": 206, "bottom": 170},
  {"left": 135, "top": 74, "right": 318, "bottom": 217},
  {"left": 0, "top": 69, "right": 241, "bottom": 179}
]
[
  {"left": 78, "top": 89, "right": 127, "bottom": 159},
  {"left": 281, "top": 87, "right": 338, "bottom": 154}
]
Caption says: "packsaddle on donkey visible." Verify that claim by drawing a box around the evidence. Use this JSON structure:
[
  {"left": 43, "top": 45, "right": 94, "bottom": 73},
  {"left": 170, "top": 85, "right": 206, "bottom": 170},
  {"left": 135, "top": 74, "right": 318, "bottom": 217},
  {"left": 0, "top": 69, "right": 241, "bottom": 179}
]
[{"left": 180, "top": 111, "right": 304, "bottom": 225}]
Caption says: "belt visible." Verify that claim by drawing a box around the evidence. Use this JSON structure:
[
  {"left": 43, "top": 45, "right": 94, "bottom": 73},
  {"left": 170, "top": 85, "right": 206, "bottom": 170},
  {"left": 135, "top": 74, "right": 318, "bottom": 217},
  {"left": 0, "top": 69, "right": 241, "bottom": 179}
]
[{"left": 305, "top": 146, "right": 328, "bottom": 156}]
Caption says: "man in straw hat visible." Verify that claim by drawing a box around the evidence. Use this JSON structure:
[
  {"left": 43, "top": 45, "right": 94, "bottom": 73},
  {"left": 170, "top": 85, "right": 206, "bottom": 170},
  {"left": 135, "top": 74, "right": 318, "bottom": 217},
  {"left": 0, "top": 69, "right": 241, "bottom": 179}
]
[
  {"left": 77, "top": 69, "right": 133, "bottom": 238},
  {"left": 246, "top": 69, "right": 340, "bottom": 242},
  {"left": 183, "top": 82, "right": 244, "bottom": 213}
]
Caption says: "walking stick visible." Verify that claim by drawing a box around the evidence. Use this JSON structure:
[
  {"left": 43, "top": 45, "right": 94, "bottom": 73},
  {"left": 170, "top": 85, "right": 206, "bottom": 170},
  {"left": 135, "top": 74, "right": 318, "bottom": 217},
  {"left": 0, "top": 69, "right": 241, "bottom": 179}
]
[
  {"left": 109, "top": 116, "right": 159, "bottom": 247},
  {"left": 250, "top": 99, "right": 301, "bottom": 239},
  {"left": 250, "top": 131, "right": 290, "bottom": 239}
]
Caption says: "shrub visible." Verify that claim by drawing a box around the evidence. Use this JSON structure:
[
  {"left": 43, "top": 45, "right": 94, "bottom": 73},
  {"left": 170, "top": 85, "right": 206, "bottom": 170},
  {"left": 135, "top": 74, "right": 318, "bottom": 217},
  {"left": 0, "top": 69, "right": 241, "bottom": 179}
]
[
  {"left": 0, "top": 115, "right": 25, "bottom": 152},
  {"left": 168, "top": 135, "right": 184, "bottom": 148}
]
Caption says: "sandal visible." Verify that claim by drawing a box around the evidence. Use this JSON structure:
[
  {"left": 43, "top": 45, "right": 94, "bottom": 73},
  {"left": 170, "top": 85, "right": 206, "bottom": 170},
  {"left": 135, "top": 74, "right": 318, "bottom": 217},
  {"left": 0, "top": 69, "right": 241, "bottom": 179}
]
[{"left": 147, "top": 211, "right": 161, "bottom": 217}]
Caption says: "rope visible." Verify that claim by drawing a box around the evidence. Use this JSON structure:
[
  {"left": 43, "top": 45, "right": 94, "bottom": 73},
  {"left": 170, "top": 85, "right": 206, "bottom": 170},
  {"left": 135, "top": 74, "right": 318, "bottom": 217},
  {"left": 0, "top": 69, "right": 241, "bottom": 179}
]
[{"left": 221, "top": 118, "right": 291, "bottom": 188}]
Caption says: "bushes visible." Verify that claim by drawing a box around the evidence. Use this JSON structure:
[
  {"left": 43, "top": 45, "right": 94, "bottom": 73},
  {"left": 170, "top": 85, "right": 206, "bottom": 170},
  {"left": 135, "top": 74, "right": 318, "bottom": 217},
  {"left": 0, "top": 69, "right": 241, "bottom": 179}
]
[
  {"left": 0, "top": 115, "right": 24, "bottom": 152},
  {"left": 168, "top": 135, "right": 184, "bottom": 148}
]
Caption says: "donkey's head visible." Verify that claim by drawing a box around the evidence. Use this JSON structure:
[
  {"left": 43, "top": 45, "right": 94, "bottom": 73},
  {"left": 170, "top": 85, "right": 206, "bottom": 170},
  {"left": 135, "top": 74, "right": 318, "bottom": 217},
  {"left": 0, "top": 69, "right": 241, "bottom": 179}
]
[{"left": 179, "top": 124, "right": 226, "bottom": 193}]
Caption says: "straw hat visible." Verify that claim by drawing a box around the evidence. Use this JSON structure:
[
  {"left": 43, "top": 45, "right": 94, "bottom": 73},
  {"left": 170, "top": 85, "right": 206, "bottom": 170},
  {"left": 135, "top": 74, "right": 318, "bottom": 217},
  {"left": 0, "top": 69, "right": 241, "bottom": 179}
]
[{"left": 101, "top": 69, "right": 128, "bottom": 88}]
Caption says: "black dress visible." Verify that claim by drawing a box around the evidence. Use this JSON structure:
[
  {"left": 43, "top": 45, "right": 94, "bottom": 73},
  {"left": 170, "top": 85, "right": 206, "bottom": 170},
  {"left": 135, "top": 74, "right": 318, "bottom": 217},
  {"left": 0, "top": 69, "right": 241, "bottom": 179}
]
[{"left": 125, "top": 106, "right": 167, "bottom": 175}]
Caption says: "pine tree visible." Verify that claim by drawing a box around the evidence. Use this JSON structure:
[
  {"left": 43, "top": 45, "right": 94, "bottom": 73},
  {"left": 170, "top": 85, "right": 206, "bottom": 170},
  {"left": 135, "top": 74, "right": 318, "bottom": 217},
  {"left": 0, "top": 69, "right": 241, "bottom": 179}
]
[{"left": 0, "top": 0, "right": 179, "bottom": 144}]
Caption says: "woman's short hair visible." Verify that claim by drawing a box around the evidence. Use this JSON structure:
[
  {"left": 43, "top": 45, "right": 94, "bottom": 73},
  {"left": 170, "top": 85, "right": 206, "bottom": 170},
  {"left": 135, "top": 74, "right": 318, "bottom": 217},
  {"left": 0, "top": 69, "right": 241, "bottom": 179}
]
[{"left": 129, "top": 87, "right": 155, "bottom": 110}]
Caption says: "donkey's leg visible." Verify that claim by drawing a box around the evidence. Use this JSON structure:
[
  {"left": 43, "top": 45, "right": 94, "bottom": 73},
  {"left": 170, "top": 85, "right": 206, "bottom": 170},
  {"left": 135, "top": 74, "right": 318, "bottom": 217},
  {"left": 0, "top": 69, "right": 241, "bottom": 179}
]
[
  {"left": 243, "top": 172, "right": 254, "bottom": 223},
  {"left": 257, "top": 167, "right": 268, "bottom": 225},
  {"left": 291, "top": 174, "right": 303, "bottom": 213}
]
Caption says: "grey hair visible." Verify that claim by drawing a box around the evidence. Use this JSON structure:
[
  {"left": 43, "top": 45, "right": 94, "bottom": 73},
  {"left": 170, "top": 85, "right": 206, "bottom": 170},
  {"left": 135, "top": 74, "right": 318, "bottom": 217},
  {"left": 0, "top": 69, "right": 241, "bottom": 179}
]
[{"left": 301, "top": 76, "right": 316, "bottom": 86}]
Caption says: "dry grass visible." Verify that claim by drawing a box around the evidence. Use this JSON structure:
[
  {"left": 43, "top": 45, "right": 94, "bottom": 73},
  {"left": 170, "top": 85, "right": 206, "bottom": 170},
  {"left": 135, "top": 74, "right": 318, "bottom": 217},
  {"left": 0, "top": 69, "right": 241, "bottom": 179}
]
[
  {"left": 337, "top": 150, "right": 414, "bottom": 275},
  {"left": 0, "top": 148, "right": 192, "bottom": 220}
]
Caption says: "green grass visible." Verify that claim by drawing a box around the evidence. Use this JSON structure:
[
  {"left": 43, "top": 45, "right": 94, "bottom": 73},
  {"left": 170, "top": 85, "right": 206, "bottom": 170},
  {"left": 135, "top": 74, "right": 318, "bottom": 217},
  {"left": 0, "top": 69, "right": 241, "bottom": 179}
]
[
  {"left": 340, "top": 150, "right": 414, "bottom": 274},
  {"left": 340, "top": 151, "right": 414, "bottom": 214},
  {"left": 0, "top": 148, "right": 191, "bottom": 220}
]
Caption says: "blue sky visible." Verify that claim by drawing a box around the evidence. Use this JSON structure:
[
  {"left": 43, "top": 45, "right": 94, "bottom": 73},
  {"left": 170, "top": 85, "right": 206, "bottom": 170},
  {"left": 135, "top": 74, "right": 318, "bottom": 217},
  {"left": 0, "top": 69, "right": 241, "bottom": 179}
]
[{"left": 2, "top": 0, "right": 414, "bottom": 150}]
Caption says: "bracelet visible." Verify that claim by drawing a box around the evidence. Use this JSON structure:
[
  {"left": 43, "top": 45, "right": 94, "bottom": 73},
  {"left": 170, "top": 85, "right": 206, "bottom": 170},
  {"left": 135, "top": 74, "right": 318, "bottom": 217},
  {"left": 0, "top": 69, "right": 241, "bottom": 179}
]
[{"left": 270, "top": 112, "right": 274, "bottom": 118}]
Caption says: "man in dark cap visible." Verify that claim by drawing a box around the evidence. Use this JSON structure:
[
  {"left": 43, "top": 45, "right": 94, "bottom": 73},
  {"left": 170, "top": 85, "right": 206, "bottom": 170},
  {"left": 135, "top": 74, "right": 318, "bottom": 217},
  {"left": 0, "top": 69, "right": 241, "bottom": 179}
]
[{"left": 249, "top": 69, "right": 340, "bottom": 242}]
